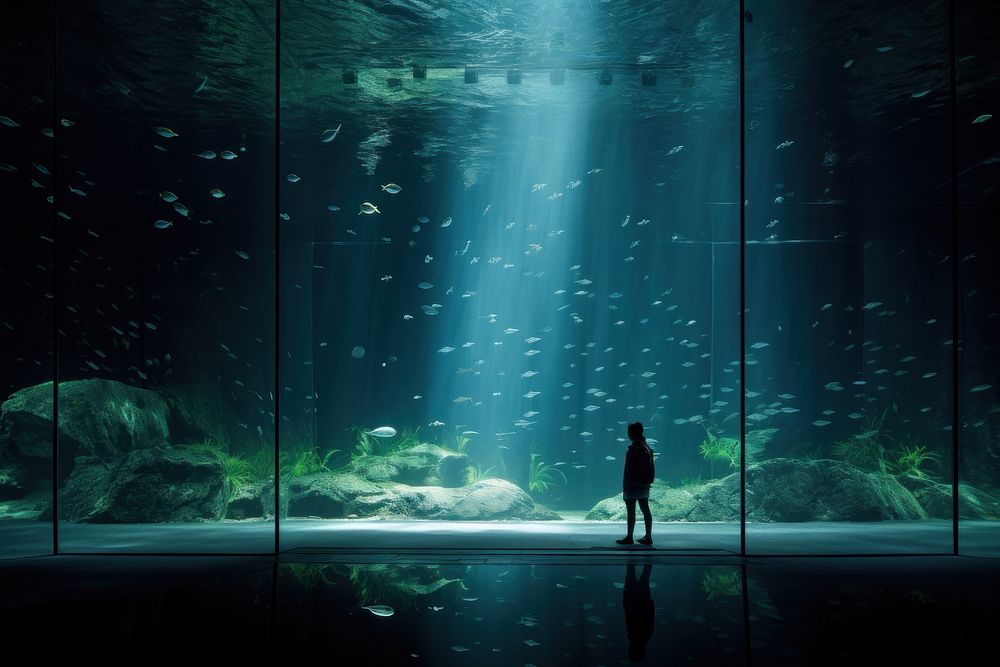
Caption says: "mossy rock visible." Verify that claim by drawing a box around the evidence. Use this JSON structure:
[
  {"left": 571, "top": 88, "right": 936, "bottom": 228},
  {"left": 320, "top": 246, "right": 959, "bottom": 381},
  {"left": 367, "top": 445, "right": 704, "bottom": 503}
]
[
  {"left": 350, "top": 444, "right": 471, "bottom": 488},
  {"left": 0, "top": 380, "right": 171, "bottom": 468},
  {"left": 587, "top": 458, "right": 929, "bottom": 522},
  {"left": 896, "top": 475, "right": 1000, "bottom": 519},
  {"left": 59, "top": 448, "right": 227, "bottom": 523},
  {"left": 745, "top": 458, "right": 926, "bottom": 521},
  {"left": 286, "top": 473, "right": 556, "bottom": 521},
  {"left": 0, "top": 462, "right": 29, "bottom": 500}
]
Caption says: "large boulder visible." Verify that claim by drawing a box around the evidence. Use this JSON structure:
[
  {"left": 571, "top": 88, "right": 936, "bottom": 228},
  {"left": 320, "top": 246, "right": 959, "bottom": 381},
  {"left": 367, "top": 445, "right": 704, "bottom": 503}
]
[
  {"left": 586, "top": 458, "right": 929, "bottom": 522},
  {"left": 0, "top": 380, "right": 171, "bottom": 467},
  {"left": 586, "top": 478, "right": 738, "bottom": 522},
  {"left": 224, "top": 478, "right": 287, "bottom": 520},
  {"left": 0, "top": 462, "right": 29, "bottom": 500},
  {"left": 287, "top": 473, "right": 559, "bottom": 520},
  {"left": 350, "top": 444, "right": 472, "bottom": 488},
  {"left": 158, "top": 381, "right": 247, "bottom": 453},
  {"left": 59, "top": 448, "right": 227, "bottom": 523},
  {"left": 745, "top": 458, "right": 926, "bottom": 521},
  {"left": 896, "top": 475, "right": 1000, "bottom": 520}
]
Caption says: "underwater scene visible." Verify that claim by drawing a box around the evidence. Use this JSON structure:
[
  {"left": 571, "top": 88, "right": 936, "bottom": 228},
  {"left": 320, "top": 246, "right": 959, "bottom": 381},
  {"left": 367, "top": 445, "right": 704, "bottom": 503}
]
[{"left": 1, "top": 0, "right": 999, "bottom": 553}]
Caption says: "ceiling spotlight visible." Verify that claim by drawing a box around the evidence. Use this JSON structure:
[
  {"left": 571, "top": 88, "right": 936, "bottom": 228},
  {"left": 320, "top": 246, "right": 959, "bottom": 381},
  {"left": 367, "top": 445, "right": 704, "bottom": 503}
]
[
  {"left": 598, "top": 69, "right": 612, "bottom": 85},
  {"left": 550, "top": 69, "right": 565, "bottom": 85},
  {"left": 412, "top": 65, "right": 426, "bottom": 79},
  {"left": 464, "top": 66, "right": 478, "bottom": 84},
  {"left": 507, "top": 69, "right": 521, "bottom": 84},
  {"left": 642, "top": 71, "right": 657, "bottom": 86},
  {"left": 342, "top": 68, "right": 357, "bottom": 84},
  {"left": 387, "top": 77, "right": 402, "bottom": 89}
]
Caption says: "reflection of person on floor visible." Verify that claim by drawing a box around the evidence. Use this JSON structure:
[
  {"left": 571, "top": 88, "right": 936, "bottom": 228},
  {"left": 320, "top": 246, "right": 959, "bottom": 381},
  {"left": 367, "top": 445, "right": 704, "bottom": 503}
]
[
  {"left": 623, "top": 562, "right": 655, "bottom": 662},
  {"left": 617, "top": 421, "right": 654, "bottom": 546}
]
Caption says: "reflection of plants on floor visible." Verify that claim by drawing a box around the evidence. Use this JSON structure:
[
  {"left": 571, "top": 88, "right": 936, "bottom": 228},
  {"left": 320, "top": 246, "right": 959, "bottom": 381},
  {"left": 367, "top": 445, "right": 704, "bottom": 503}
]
[
  {"left": 287, "top": 563, "right": 337, "bottom": 588},
  {"left": 701, "top": 567, "right": 741, "bottom": 601},
  {"left": 348, "top": 564, "right": 464, "bottom": 609},
  {"left": 832, "top": 408, "right": 890, "bottom": 473},
  {"left": 528, "top": 448, "right": 567, "bottom": 495}
]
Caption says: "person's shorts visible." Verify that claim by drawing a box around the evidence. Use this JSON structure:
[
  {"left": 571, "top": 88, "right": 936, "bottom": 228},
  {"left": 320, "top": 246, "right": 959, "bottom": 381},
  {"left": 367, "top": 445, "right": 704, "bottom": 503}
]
[{"left": 623, "top": 487, "right": 650, "bottom": 500}]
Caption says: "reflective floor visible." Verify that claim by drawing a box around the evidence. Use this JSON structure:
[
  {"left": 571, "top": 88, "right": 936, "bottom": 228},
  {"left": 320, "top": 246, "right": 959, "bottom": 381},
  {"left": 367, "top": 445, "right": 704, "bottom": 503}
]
[
  {"left": 3, "top": 519, "right": 998, "bottom": 557},
  {"left": 1, "top": 553, "right": 998, "bottom": 665}
]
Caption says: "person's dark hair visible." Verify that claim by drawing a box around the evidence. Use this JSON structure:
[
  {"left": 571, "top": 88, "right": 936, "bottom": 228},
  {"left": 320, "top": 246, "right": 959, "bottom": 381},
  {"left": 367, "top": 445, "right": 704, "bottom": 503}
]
[{"left": 627, "top": 422, "right": 646, "bottom": 444}]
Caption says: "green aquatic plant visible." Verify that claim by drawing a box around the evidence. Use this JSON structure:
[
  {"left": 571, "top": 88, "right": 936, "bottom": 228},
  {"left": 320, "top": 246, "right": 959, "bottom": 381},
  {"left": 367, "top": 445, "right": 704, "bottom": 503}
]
[
  {"left": 218, "top": 452, "right": 254, "bottom": 499},
  {"left": 832, "top": 408, "right": 890, "bottom": 473},
  {"left": 701, "top": 567, "right": 742, "bottom": 601},
  {"left": 800, "top": 445, "right": 825, "bottom": 461},
  {"left": 350, "top": 426, "right": 375, "bottom": 460},
  {"left": 349, "top": 425, "right": 413, "bottom": 461},
  {"left": 894, "top": 443, "right": 941, "bottom": 479},
  {"left": 287, "top": 447, "right": 340, "bottom": 477},
  {"left": 469, "top": 465, "right": 496, "bottom": 483},
  {"left": 398, "top": 426, "right": 422, "bottom": 451},
  {"left": 244, "top": 448, "right": 275, "bottom": 482},
  {"left": 680, "top": 475, "right": 704, "bottom": 488},
  {"left": 699, "top": 430, "right": 741, "bottom": 470},
  {"left": 528, "top": 450, "right": 567, "bottom": 494},
  {"left": 698, "top": 425, "right": 770, "bottom": 471},
  {"left": 177, "top": 437, "right": 284, "bottom": 500},
  {"left": 450, "top": 432, "right": 471, "bottom": 454}
]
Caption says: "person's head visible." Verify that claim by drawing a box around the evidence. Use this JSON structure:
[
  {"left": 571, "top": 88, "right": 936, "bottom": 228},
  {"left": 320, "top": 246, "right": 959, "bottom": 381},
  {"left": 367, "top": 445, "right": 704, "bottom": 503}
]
[{"left": 627, "top": 422, "right": 644, "bottom": 443}]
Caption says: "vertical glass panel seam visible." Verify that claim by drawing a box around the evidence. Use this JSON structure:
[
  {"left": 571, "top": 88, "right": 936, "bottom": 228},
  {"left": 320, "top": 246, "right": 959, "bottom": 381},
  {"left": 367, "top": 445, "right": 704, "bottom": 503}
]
[
  {"left": 274, "top": 0, "right": 282, "bottom": 555},
  {"left": 51, "top": 0, "right": 60, "bottom": 556},
  {"left": 948, "top": 0, "right": 960, "bottom": 555},
  {"left": 739, "top": 0, "right": 747, "bottom": 556}
]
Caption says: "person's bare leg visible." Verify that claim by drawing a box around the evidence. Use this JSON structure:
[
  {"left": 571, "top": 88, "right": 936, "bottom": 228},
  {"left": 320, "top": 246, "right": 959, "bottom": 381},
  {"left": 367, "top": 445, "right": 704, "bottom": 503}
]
[
  {"left": 638, "top": 498, "right": 653, "bottom": 544},
  {"left": 617, "top": 499, "right": 637, "bottom": 544}
]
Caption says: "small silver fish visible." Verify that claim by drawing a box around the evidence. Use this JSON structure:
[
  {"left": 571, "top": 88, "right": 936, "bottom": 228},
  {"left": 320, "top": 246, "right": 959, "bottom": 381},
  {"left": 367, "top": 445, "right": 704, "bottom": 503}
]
[{"left": 320, "top": 124, "right": 341, "bottom": 142}]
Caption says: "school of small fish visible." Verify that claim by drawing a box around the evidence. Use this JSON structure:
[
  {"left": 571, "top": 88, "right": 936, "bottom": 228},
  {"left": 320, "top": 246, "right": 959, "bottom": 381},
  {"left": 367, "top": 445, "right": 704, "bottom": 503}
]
[{"left": 0, "top": 50, "right": 995, "bottom": 489}]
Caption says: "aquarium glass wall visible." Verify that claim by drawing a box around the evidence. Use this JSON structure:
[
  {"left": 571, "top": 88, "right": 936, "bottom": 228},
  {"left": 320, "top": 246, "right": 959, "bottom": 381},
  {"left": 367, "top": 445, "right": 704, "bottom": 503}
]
[
  {"left": 276, "top": 0, "right": 741, "bottom": 550},
  {"left": 0, "top": 2, "right": 56, "bottom": 557},
  {"left": 53, "top": 1, "right": 275, "bottom": 553},
  {"left": 1, "top": 0, "right": 997, "bottom": 557},
  {"left": 956, "top": 0, "right": 1000, "bottom": 556},
  {"left": 744, "top": 0, "right": 958, "bottom": 553}
]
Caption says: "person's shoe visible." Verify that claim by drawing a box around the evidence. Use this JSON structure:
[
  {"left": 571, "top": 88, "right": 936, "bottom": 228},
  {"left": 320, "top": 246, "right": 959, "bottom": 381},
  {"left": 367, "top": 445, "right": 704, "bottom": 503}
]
[
  {"left": 616, "top": 537, "right": 634, "bottom": 545},
  {"left": 638, "top": 536, "right": 653, "bottom": 545}
]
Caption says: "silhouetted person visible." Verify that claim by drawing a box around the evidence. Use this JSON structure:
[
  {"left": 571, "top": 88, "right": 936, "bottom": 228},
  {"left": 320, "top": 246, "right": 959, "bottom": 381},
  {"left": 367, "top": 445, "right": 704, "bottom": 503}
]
[
  {"left": 617, "top": 421, "right": 654, "bottom": 545},
  {"left": 623, "top": 562, "right": 654, "bottom": 662}
]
